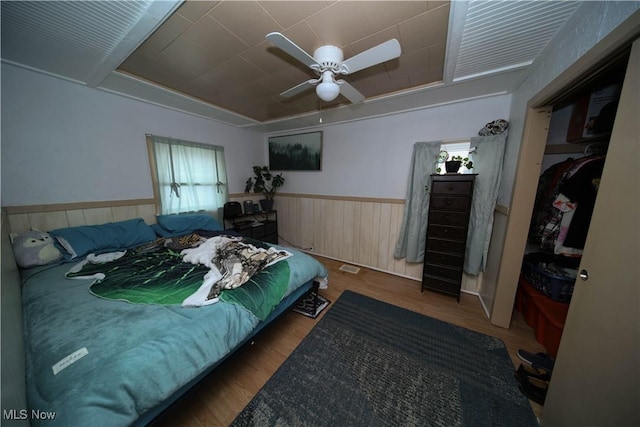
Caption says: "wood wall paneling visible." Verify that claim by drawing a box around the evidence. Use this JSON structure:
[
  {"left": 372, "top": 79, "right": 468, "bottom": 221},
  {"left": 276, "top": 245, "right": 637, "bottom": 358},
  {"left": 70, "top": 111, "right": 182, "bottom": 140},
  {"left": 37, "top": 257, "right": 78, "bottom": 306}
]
[
  {"left": 266, "top": 194, "right": 451, "bottom": 290},
  {"left": 7, "top": 195, "right": 481, "bottom": 295}
]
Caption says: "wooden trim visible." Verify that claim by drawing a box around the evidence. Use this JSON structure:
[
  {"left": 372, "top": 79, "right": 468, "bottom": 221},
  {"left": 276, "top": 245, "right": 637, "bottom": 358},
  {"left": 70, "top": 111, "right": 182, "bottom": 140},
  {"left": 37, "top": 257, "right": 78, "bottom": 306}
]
[
  {"left": 4, "top": 198, "right": 157, "bottom": 214},
  {"left": 491, "top": 106, "right": 552, "bottom": 328},
  {"left": 145, "top": 135, "right": 161, "bottom": 211},
  {"left": 544, "top": 143, "right": 588, "bottom": 155},
  {"left": 229, "top": 192, "right": 405, "bottom": 205}
]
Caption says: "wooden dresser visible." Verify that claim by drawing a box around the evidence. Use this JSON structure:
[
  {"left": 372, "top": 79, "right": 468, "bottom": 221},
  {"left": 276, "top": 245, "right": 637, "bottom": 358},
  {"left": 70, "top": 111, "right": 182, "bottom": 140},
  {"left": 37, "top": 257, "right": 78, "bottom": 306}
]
[{"left": 422, "top": 174, "right": 476, "bottom": 302}]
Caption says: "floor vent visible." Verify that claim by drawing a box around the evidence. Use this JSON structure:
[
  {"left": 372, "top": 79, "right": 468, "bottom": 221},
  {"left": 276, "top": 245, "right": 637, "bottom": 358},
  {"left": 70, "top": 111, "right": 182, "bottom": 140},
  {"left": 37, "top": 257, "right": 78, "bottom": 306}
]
[{"left": 339, "top": 264, "right": 360, "bottom": 274}]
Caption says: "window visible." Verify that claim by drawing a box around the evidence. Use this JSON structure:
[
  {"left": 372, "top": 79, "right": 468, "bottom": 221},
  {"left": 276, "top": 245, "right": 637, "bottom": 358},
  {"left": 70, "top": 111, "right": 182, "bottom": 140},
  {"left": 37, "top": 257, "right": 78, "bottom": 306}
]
[
  {"left": 146, "top": 134, "right": 228, "bottom": 215},
  {"left": 436, "top": 141, "right": 472, "bottom": 174}
]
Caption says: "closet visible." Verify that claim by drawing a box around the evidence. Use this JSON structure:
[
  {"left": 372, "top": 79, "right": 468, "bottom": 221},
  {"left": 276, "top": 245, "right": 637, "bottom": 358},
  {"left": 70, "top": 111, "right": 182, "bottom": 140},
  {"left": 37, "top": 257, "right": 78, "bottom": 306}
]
[{"left": 515, "top": 52, "right": 629, "bottom": 359}]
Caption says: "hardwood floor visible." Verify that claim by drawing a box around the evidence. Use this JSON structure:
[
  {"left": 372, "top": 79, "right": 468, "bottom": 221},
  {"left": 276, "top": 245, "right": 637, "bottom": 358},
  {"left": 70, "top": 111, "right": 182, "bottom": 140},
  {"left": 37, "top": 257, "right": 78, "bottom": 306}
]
[{"left": 152, "top": 255, "right": 545, "bottom": 426}]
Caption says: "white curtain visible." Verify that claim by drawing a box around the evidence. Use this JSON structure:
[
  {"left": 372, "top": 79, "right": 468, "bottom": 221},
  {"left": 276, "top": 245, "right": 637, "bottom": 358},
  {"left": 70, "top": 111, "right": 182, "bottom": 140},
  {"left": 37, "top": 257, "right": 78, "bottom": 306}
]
[
  {"left": 464, "top": 134, "right": 507, "bottom": 274},
  {"left": 150, "top": 135, "right": 228, "bottom": 216},
  {"left": 394, "top": 141, "right": 441, "bottom": 262}
]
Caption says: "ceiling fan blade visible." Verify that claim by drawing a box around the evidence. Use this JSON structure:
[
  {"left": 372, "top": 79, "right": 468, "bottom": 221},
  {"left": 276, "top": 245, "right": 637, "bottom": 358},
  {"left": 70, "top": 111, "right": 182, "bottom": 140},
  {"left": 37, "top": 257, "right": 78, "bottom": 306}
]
[
  {"left": 266, "top": 32, "right": 318, "bottom": 68},
  {"left": 281, "top": 79, "right": 318, "bottom": 98},
  {"left": 337, "top": 80, "right": 365, "bottom": 104},
  {"left": 341, "top": 39, "right": 401, "bottom": 74}
]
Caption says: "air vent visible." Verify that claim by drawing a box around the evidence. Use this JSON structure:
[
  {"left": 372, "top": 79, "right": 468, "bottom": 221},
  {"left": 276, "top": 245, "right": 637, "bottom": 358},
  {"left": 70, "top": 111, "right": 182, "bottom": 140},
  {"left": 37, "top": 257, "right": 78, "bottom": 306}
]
[{"left": 339, "top": 264, "right": 360, "bottom": 274}]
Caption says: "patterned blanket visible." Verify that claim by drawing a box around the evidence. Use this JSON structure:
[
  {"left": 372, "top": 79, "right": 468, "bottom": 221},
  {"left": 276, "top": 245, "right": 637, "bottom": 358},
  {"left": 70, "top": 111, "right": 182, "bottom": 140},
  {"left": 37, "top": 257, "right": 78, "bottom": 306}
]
[{"left": 66, "top": 235, "right": 293, "bottom": 319}]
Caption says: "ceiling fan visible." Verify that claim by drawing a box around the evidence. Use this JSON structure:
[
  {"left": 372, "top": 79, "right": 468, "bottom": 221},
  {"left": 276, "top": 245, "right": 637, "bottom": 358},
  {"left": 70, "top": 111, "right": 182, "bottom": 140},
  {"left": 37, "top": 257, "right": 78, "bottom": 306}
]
[{"left": 266, "top": 32, "right": 401, "bottom": 104}]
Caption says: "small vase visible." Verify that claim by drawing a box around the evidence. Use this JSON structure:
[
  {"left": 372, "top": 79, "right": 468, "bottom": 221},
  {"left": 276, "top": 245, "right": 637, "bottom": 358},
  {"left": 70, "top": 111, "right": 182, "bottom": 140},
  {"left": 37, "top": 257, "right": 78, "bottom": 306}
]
[
  {"left": 259, "top": 199, "right": 274, "bottom": 211},
  {"left": 445, "top": 160, "right": 462, "bottom": 173}
]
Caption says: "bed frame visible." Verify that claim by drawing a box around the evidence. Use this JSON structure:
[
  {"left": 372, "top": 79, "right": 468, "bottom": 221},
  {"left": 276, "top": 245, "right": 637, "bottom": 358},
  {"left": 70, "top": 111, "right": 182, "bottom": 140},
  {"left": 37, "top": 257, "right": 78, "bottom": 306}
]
[{"left": 1, "top": 201, "right": 317, "bottom": 426}]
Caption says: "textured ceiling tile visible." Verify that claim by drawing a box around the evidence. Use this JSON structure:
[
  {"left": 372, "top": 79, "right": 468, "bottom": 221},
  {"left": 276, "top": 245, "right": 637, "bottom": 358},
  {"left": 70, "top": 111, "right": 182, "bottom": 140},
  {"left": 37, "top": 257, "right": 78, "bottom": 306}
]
[
  {"left": 260, "top": 65, "right": 316, "bottom": 94},
  {"left": 361, "top": 1, "right": 433, "bottom": 34},
  {"left": 259, "top": 0, "right": 330, "bottom": 30},
  {"left": 241, "top": 40, "right": 293, "bottom": 74},
  {"left": 216, "top": 56, "right": 266, "bottom": 87},
  {"left": 182, "top": 67, "right": 229, "bottom": 97},
  {"left": 305, "top": 1, "right": 371, "bottom": 46},
  {"left": 398, "top": 3, "right": 450, "bottom": 54},
  {"left": 155, "top": 36, "right": 219, "bottom": 81},
  {"left": 183, "top": 15, "right": 248, "bottom": 60},
  {"left": 176, "top": 0, "right": 218, "bottom": 23},
  {"left": 134, "top": 13, "right": 192, "bottom": 58},
  {"left": 210, "top": 1, "right": 282, "bottom": 46},
  {"left": 394, "top": 47, "right": 431, "bottom": 75}
]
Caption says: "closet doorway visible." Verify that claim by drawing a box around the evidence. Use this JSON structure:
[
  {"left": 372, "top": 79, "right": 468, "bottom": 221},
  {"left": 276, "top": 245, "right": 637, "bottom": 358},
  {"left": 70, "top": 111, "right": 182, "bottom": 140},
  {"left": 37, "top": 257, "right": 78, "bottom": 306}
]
[{"left": 498, "top": 38, "right": 639, "bottom": 425}]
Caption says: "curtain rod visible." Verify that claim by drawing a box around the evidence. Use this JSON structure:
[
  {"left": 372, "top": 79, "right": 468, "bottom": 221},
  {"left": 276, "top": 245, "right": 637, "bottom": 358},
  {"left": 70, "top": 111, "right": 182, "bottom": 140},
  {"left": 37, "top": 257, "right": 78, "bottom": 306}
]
[{"left": 442, "top": 138, "right": 472, "bottom": 144}]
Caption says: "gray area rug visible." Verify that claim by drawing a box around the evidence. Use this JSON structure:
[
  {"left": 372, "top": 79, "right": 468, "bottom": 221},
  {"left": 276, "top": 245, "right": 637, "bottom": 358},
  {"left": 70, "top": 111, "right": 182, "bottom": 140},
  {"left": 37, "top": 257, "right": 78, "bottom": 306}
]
[{"left": 231, "top": 290, "right": 537, "bottom": 426}]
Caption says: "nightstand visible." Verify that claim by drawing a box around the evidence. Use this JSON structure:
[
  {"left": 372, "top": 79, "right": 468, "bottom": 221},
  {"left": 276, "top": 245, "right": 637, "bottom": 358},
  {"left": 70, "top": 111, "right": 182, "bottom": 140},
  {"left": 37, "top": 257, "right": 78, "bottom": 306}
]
[{"left": 223, "top": 210, "right": 278, "bottom": 244}]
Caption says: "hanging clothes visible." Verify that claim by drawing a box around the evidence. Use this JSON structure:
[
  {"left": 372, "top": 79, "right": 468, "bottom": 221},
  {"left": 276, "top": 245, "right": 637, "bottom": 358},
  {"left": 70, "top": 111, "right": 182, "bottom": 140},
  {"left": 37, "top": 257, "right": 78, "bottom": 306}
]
[
  {"left": 528, "top": 158, "right": 575, "bottom": 247},
  {"left": 557, "top": 156, "right": 605, "bottom": 249},
  {"left": 530, "top": 155, "right": 605, "bottom": 256}
]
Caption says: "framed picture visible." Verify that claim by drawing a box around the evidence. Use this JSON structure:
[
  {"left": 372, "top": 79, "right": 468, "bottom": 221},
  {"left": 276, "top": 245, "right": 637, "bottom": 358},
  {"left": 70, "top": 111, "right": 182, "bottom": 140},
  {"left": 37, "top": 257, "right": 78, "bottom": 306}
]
[{"left": 268, "top": 131, "right": 322, "bottom": 171}]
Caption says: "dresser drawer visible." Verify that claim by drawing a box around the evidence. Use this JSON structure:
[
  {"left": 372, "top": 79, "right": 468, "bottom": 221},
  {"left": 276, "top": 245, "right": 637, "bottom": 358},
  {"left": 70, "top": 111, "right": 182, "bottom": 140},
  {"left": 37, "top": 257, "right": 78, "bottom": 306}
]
[
  {"left": 426, "top": 238, "right": 466, "bottom": 254},
  {"left": 428, "top": 210, "right": 468, "bottom": 226},
  {"left": 431, "top": 180, "right": 473, "bottom": 195},
  {"left": 422, "top": 275, "right": 461, "bottom": 296},
  {"left": 430, "top": 195, "right": 470, "bottom": 211},
  {"left": 424, "top": 264, "right": 463, "bottom": 282},
  {"left": 425, "top": 251, "right": 464, "bottom": 268},
  {"left": 427, "top": 224, "right": 467, "bottom": 241}
]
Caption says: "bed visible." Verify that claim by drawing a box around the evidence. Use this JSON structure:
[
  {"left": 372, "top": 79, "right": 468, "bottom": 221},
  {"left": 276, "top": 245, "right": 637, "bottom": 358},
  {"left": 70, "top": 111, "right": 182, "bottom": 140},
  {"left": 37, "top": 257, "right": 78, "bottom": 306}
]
[{"left": 4, "top": 207, "right": 327, "bottom": 426}]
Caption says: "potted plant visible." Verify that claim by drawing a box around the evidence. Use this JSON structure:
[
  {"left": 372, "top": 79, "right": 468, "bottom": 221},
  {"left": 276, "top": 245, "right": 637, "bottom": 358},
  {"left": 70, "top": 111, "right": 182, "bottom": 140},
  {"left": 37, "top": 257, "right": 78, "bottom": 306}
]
[
  {"left": 244, "top": 166, "right": 285, "bottom": 211},
  {"left": 445, "top": 156, "right": 474, "bottom": 173}
]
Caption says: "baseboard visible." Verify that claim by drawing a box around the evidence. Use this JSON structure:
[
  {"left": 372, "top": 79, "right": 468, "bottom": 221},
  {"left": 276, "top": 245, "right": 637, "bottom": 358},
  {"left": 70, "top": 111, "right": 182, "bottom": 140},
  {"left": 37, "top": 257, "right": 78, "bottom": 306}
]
[
  {"left": 479, "top": 294, "right": 492, "bottom": 319},
  {"left": 304, "top": 250, "right": 484, "bottom": 305}
]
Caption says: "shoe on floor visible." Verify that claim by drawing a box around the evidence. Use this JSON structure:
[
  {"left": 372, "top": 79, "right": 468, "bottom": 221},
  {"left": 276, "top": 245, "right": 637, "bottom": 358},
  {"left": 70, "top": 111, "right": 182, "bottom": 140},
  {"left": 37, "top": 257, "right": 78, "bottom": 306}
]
[
  {"left": 516, "top": 363, "right": 552, "bottom": 382},
  {"left": 516, "top": 372, "right": 549, "bottom": 405},
  {"left": 517, "top": 349, "right": 555, "bottom": 371}
]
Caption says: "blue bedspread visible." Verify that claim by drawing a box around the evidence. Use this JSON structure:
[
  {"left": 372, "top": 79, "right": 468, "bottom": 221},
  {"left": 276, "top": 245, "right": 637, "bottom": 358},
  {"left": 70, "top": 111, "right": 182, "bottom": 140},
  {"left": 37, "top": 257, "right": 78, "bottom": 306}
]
[{"left": 22, "top": 245, "right": 327, "bottom": 426}]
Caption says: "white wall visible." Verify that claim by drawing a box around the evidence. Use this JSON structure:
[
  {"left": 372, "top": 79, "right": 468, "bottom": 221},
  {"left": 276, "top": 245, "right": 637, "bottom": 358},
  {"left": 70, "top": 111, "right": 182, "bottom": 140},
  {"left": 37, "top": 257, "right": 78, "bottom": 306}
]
[
  {"left": 267, "top": 94, "right": 511, "bottom": 199},
  {"left": 1, "top": 63, "right": 264, "bottom": 206},
  {"left": 1, "top": 62, "right": 512, "bottom": 207}
]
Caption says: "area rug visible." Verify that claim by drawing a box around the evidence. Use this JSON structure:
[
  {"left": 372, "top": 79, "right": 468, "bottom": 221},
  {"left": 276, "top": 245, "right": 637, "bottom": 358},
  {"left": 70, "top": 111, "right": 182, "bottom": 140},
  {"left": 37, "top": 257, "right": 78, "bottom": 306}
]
[{"left": 231, "top": 290, "right": 537, "bottom": 427}]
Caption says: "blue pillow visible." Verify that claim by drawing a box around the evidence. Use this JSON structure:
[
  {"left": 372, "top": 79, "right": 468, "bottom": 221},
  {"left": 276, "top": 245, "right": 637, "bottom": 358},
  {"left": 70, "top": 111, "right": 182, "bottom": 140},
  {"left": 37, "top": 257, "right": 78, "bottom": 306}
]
[
  {"left": 50, "top": 218, "right": 157, "bottom": 259},
  {"left": 153, "top": 214, "right": 222, "bottom": 237}
]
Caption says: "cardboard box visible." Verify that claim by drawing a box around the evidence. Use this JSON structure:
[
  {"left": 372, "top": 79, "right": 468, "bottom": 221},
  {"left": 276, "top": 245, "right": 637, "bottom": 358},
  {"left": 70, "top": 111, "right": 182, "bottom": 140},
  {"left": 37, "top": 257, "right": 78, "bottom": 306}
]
[{"left": 566, "top": 84, "right": 620, "bottom": 142}]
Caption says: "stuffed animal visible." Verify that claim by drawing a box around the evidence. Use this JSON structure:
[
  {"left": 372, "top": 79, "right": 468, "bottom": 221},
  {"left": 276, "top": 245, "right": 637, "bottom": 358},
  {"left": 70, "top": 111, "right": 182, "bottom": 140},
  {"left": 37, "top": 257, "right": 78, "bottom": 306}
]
[{"left": 11, "top": 230, "right": 63, "bottom": 268}]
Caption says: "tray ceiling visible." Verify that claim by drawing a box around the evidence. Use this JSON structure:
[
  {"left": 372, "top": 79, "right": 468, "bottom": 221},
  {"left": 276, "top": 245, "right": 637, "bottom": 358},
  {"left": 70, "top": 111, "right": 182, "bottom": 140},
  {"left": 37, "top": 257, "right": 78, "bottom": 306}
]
[{"left": 1, "top": 1, "right": 582, "bottom": 132}]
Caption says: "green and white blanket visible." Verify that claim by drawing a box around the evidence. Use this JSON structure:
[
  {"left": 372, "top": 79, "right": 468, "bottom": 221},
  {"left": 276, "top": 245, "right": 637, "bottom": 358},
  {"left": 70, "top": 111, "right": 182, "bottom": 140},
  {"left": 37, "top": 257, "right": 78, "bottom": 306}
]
[{"left": 66, "top": 235, "right": 292, "bottom": 319}]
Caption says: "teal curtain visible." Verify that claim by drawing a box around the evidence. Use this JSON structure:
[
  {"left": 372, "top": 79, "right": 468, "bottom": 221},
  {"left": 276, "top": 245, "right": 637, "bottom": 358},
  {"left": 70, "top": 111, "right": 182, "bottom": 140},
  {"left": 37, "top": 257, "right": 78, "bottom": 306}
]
[
  {"left": 465, "top": 134, "right": 507, "bottom": 274},
  {"left": 394, "top": 141, "right": 441, "bottom": 263}
]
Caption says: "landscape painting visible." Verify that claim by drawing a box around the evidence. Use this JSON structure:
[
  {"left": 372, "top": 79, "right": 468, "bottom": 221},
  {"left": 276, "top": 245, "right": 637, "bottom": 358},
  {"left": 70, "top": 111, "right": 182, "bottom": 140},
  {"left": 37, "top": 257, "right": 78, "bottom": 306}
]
[{"left": 268, "top": 131, "right": 322, "bottom": 171}]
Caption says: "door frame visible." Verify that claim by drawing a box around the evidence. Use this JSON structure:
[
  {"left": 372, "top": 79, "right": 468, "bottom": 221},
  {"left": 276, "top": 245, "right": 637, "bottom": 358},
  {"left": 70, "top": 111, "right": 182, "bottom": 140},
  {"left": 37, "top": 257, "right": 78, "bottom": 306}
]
[{"left": 489, "top": 15, "right": 640, "bottom": 328}]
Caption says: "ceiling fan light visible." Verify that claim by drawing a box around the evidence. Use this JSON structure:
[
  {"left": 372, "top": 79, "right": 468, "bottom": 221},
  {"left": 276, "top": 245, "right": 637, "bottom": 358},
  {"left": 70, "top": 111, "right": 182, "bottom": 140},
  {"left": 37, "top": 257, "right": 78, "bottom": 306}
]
[{"left": 316, "top": 81, "right": 340, "bottom": 102}]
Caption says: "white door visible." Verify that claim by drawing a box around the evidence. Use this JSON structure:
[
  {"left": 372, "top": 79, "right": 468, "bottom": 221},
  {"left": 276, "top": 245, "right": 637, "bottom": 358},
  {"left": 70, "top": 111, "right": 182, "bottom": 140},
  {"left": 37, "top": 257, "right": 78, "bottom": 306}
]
[{"left": 541, "top": 40, "right": 640, "bottom": 426}]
